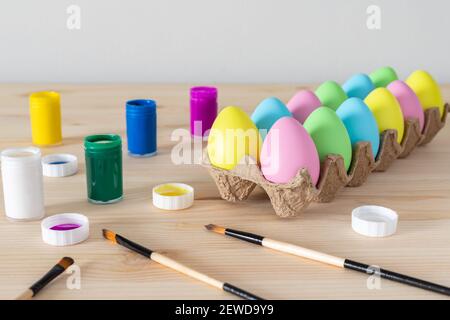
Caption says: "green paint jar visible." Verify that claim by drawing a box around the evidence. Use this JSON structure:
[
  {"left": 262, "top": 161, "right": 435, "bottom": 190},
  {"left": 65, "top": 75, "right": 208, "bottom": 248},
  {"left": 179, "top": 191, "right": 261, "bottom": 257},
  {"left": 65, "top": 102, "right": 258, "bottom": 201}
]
[{"left": 84, "top": 134, "right": 123, "bottom": 204}]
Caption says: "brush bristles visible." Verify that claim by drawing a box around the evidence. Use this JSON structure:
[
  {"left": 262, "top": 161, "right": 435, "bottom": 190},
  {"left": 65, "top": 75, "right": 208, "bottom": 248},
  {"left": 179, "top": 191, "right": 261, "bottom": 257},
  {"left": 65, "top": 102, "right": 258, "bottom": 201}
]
[
  {"left": 205, "top": 224, "right": 226, "bottom": 234},
  {"left": 58, "top": 257, "right": 74, "bottom": 270},
  {"left": 102, "top": 229, "right": 117, "bottom": 243}
]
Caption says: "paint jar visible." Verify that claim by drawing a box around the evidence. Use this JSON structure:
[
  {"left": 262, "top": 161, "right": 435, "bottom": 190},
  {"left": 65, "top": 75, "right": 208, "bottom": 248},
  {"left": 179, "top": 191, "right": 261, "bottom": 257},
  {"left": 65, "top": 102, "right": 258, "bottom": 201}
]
[
  {"left": 1, "top": 147, "right": 45, "bottom": 221},
  {"left": 190, "top": 86, "right": 218, "bottom": 137},
  {"left": 126, "top": 99, "right": 157, "bottom": 157},
  {"left": 29, "top": 91, "right": 62, "bottom": 146},
  {"left": 84, "top": 134, "right": 123, "bottom": 204}
]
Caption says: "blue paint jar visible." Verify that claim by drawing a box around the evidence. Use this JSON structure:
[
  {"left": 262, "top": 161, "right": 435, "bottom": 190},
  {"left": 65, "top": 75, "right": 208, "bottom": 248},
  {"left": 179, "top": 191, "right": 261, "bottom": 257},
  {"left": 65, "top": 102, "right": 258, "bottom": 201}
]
[{"left": 126, "top": 99, "right": 157, "bottom": 157}]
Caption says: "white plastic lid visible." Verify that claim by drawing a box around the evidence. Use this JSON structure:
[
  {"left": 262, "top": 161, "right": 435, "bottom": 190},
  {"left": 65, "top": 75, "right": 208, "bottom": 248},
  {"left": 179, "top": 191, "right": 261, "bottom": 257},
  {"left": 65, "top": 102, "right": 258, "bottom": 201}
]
[
  {"left": 152, "top": 183, "right": 194, "bottom": 210},
  {"left": 42, "top": 154, "right": 78, "bottom": 177},
  {"left": 41, "top": 213, "right": 89, "bottom": 246},
  {"left": 352, "top": 205, "right": 398, "bottom": 237}
]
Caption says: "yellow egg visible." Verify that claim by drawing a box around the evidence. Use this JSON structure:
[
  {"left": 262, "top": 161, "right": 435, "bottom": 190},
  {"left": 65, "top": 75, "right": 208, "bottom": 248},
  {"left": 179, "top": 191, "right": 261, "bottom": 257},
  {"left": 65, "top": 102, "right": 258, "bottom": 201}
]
[
  {"left": 406, "top": 70, "right": 445, "bottom": 118},
  {"left": 364, "top": 88, "right": 404, "bottom": 144},
  {"left": 207, "top": 106, "right": 262, "bottom": 170}
]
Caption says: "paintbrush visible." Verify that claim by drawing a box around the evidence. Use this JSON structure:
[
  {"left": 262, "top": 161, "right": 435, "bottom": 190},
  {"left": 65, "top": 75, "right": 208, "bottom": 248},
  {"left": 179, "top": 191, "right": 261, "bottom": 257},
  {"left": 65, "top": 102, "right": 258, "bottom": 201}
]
[
  {"left": 102, "top": 229, "right": 263, "bottom": 300},
  {"left": 16, "top": 257, "right": 74, "bottom": 300},
  {"left": 205, "top": 224, "right": 450, "bottom": 297}
]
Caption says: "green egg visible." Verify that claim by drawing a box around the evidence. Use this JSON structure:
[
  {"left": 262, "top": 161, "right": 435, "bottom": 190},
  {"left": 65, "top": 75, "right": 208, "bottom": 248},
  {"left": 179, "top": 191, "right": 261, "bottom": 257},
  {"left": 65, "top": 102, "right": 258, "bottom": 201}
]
[
  {"left": 315, "top": 81, "right": 348, "bottom": 111},
  {"left": 303, "top": 107, "right": 352, "bottom": 171},
  {"left": 369, "top": 66, "right": 398, "bottom": 88}
]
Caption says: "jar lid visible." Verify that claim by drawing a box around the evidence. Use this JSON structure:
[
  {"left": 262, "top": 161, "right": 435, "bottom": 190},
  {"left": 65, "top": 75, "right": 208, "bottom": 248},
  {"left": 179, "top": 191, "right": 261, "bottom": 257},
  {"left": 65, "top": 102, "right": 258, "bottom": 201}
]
[
  {"left": 29, "top": 91, "right": 60, "bottom": 104},
  {"left": 41, "top": 213, "right": 89, "bottom": 246},
  {"left": 84, "top": 134, "right": 122, "bottom": 151},
  {"left": 126, "top": 99, "right": 157, "bottom": 115},
  {"left": 42, "top": 154, "right": 78, "bottom": 177},
  {"left": 352, "top": 205, "right": 398, "bottom": 237},
  {"left": 190, "top": 86, "right": 218, "bottom": 99},
  {"left": 152, "top": 183, "right": 194, "bottom": 210}
]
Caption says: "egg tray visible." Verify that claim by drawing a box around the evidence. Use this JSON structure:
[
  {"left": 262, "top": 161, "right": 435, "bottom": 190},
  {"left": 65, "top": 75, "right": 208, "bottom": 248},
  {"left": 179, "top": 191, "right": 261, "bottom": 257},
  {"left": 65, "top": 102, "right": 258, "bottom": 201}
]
[{"left": 203, "top": 104, "right": 449, "bottom": 218}]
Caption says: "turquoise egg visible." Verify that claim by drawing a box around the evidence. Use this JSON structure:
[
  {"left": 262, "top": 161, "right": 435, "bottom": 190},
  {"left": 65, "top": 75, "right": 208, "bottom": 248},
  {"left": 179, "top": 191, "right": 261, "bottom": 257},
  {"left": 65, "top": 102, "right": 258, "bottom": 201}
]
[
  {"left": 251, "top": 97, "right": 292, "bottom": 140},
  {"left": 342, "top": 74, "right": 375, "bottom": 100},
  {"left": 336, "top": 98, "right": 380, "bottom": 157}
]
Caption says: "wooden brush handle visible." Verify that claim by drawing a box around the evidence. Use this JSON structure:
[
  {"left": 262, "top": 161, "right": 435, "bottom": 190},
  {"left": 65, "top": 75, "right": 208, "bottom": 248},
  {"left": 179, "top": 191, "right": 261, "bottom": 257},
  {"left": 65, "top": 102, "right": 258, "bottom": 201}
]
[
  {"left": 262, "top": 238, "right": 346, "bottom": 267},
  {"left": 15, "top": 289, "right": 33, "bottom": 300},
  {"left": 150, "top": 253, "right": 263, "bottom": 300},
  {"left": 150, "top": 252, "right": 224, "bottom": 290}
]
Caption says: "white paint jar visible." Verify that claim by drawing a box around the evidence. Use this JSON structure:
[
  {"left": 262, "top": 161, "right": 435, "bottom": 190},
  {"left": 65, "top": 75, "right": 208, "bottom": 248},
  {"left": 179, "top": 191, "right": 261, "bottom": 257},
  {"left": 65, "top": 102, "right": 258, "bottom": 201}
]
[{"left": 1, "top": 147, "right": 45, "bottom": 221}]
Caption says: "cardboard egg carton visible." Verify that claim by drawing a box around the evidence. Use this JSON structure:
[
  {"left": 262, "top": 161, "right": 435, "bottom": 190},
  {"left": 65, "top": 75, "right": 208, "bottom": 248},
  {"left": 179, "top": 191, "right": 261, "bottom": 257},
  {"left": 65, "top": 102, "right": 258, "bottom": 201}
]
[{"left": 203, "top": 104, "right": 449, "bottom": 218}]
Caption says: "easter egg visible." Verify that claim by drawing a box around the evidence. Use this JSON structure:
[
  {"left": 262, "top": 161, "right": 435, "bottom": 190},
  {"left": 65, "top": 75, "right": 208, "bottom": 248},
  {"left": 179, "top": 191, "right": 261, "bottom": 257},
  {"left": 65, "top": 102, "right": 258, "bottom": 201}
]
[
  {"left": 364, "top": 88, "right": 404, "bottom": 144},
  {"left": 336, "top": 98, "right": 380, "bottom": 157},
  {"left": 342, "top": 74, "right": 375, "bottom": 100},
  {"left": 315, "top": 81, "right": 348, "bottom": 111},
  {"left": 406, "top": 70, "right": 445, "bottom": 118},
  {"left": 251, "top": 97, "right": 292, "bottom": 140},
  {"left": 261, "top": 117, "right": 320, "bottom": 185},
  {"left": 207, "top": 106, "right": 262, "bottom": 170},
  {"left": 303, "top": 107, "right": 352, "bottom": 171},
  {"left": 387, "top": 80, "right": 424, "bottom": 131},
  {"left": 286, "top": 90, "right": 321, "bottom": 123},
  {"left": 369, "top": 66, "right": 398, "bottom": 88}
]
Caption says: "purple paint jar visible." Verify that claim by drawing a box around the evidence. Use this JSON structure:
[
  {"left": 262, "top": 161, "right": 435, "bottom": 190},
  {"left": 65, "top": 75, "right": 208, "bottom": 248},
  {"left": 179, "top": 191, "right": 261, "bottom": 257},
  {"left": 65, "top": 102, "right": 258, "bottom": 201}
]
[{"left": 190, "top": 86, "right": 218, "bottom": 137}]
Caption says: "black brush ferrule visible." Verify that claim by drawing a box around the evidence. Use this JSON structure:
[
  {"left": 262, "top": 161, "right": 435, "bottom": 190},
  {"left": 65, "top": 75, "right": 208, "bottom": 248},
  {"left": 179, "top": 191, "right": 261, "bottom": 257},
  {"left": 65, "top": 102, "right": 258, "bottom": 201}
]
[
  {"left": 225, "top": 229, "right": 264, "bottom": 245},
  {"left": 116, "top": 234, "right": 153, "bottom": 258},
  {"left": 30, "top": 264, "right": 65, "bottom": 296}
]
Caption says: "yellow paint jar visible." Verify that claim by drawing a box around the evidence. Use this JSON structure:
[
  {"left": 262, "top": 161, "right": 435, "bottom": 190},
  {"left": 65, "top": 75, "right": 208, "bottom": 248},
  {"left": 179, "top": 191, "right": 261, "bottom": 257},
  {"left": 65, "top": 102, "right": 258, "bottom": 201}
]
[{"left": 29, "top": 91, "right": 62, "bottom": 146}]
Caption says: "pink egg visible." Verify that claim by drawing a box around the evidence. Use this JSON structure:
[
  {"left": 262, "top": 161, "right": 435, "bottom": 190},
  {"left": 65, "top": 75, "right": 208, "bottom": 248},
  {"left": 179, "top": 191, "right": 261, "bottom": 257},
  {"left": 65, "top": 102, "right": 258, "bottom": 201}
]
[
  {"left": 287, "top": 90, "right": 322, "bottom": 123},
  {"left": 261, "top": 117, "right": 320, "bottom": 185},
  {"left": 387, "top": 80, "right": 424, "bottom": 131}
]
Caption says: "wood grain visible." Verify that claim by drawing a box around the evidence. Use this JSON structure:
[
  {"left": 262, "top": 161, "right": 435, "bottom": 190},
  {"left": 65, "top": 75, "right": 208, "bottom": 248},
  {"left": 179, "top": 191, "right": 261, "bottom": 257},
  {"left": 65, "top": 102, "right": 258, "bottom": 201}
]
[{"left": 0, "top": 84, "right": 449, "bottom": 300}]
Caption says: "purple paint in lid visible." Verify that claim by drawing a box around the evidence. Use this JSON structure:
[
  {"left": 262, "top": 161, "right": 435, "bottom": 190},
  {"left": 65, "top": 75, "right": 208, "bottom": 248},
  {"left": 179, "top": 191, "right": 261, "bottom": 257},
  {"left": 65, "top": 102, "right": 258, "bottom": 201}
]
[
  {"left": 190, "top": 86, "right": 218, "bottom": 137},
  {"left": 50, "top": 223, "right": 81, "bottom": 231}
]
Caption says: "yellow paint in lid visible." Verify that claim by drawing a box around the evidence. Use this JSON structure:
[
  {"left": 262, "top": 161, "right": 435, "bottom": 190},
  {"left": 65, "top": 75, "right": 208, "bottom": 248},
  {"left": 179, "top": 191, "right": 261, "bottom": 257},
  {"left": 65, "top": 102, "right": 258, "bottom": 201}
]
[{"left": 154, "top": 184, "right": 189, "bottom": 196}]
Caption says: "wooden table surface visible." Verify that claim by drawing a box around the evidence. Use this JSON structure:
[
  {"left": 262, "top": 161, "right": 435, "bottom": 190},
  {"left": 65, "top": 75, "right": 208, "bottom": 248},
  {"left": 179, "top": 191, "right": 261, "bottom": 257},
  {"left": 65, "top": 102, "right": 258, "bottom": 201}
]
[{"left": 0, "top": 84, "right": 449, "bottom": 300}]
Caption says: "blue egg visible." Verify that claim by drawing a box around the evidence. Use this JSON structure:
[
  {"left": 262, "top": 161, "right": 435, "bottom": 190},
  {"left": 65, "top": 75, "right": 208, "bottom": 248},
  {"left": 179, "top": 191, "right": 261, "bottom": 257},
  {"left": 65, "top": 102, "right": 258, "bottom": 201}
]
[
  {"left": 342, "top": 74, "right": 375, "bottom": 100},
  {"left": 336, "top": 97, "right": 380, "bottom": 157},
  {"left": 251, "top": 97, "right": 292, "bottom": 140}
]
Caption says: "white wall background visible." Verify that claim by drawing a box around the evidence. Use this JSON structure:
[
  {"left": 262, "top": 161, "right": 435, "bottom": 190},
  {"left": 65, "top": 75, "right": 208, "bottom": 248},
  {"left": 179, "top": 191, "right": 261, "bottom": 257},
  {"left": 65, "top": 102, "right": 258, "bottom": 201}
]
[{"left": 0, "top": 0, "right": 449, "bottom": 83}]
